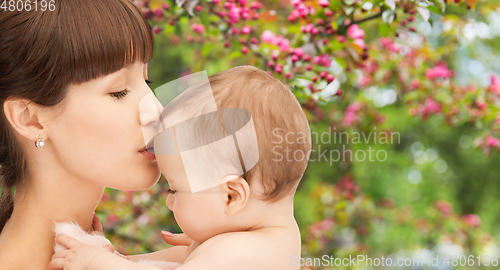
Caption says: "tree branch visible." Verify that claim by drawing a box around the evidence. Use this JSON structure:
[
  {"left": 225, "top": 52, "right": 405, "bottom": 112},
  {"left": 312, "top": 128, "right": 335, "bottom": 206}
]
[{"left": 348, "top": 10, "right": 384, "bottom": 27}]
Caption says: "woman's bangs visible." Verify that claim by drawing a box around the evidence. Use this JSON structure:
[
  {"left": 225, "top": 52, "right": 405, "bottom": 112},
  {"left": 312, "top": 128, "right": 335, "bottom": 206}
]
[{"left": 58, "top": 0, "right": 154, "bottom": 84}]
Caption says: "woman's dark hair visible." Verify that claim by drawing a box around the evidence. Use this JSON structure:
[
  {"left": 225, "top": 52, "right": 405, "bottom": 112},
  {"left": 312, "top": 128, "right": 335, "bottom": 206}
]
[{"left": 0, "top": 0, "right": 154, "bottom": 231}]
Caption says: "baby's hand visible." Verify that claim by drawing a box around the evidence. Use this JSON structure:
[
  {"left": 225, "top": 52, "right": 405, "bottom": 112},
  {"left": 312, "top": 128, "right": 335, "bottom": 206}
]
[{"left": 49, "top": 235, "right": 114, "bottom": 270}]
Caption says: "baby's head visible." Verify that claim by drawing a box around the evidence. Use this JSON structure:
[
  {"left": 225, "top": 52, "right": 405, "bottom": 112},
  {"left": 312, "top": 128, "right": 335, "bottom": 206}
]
[{"left": 154, "top": 66, "right": 311, "bottom": 242}]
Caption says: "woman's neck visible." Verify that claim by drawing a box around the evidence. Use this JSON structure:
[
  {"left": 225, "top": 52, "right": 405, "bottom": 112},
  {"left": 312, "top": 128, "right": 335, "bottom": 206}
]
[{"left": 0, "top": 170, "right": 104, "bottom": 270}]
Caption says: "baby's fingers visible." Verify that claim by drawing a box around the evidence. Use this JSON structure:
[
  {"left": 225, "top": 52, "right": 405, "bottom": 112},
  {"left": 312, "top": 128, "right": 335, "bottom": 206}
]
[
  {"left": 161, "top": 231, "right": 193, "bottom": 246},
  {"left": 52, "top": 250, "right": 68, "bottom": 260},
  {"left": 55, "top": 235, "right": 82, "bottom": 249},
  {"left": 48, "top": 258, "right": 65, "bottom": 270}
]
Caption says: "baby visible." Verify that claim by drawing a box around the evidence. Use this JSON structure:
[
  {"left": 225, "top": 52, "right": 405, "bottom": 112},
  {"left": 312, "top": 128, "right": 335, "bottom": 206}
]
[{"left": 50, "top": 66, "right": 312, "bottom": 270}]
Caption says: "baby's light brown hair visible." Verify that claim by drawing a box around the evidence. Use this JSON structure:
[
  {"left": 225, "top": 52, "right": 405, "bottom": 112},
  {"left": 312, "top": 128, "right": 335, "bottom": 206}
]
[
  {"left": 157, "top": 65, "right": 311, "bottom": 202},
  {"left": 208, "top": 66, "right": 311, "bottom": 202}
]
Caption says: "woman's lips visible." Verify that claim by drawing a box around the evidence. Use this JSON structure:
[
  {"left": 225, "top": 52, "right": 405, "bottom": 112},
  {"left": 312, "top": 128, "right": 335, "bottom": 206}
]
[{"left": 139, "top": 146, "right": 156, "bottom": 161}]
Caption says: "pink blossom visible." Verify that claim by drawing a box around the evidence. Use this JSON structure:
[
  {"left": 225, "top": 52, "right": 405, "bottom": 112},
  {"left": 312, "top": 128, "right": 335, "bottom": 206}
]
[
  {"left": 241, "top": 26, "right": 251, "bottom": 34},
  {"left": 342, "top": 111, "right": 358, "bottom": 126},
  {"left": 231, "top": 26, "right": 239, "bottom": 35},
  {"left": 291, "top": 0, "right": 301, "bottom": 7},
  {"left": 346, "top": 102, "right": 361, "bottom": 112},
  {"left": 425, "top": 98, "right": 441, "bottom": 114},
  {"left": 463, "top": 214, "right": 481, "bottom": 227},
  {"left": 475, "top": 100, "right": 486, "bottom": 110},
  {"left": 279, "top": 40, "right": 290, "bottom": 52},
  {"left": 364, "top": 61, "right": 378, "bottom": 73},
  {"left": 239, "top": 0, "right": 248, "bottom": 6},
  {"left": 410, "top": 79, "right": 420, "bottom": 90},
  {"left": 326, "top": 74, "right": 335, "bottom": 83},
  {"left": 347, "top": 24, "right": 365, "bottom": 39},
  {"left": 358, "top": 75, "right": 371, "bottom": 87},
  {"left": 342, "top": 102, "right": 362, "bottom": 126},
  {"left": 353, "top": 38, "right": 366, "bottom": 49},
  {"left": 191, "top": 24, "right": 205, "bottom": 34},
  {"left": 489, "top": 74, "right": 500, "bottom": 94},
  {"left": 241, "top": 11, "right": 250, "bottom": 20},
  {"left": 228, "top": 7, "right": 241, "bottom": 22},
  {"left": 379, "top": 37, "right": 400, "bottom": 53},
  {"left": 318, "top": 0, "right": 329, "bottom": 7},
  {"left": 436, "top": 200, "right": 452, "bottom": 215},
  {"left": 292, "top": 3, "right": 313, "bottom": 18},
  {"left": 107, "top": 214, "right": 118, "bottom": 223},
  {"left": 250, "top": 2, "right": 262, "bottom": 9},
  {"left": 309, "top": 218, "right": 334, "bottom": 235},
  {"left": 486, "top": 136, "right": 499, "bottom": 147},
  {"left": 260, "top": 30, "right": 275, "bottom": 43},
  {"left": 275, "top": 64, "right": 283, "bottom": 73},
  {"left": 288, "top": 10, "right": 299, "bottom": 21},
  {"left": 305, "top": 23, "right": 314, "bottom": 32},
  {"left": 154, "top": 8, "right": 163, "bottom": 17},
  {"left": 294, "top": 47, "right": 304, "bottom": 57},
  {"left": 312, "top": 54, "right": 331, "bottom": 67},
  {"left": 259, "top": 30, "right": 291, "bottom": 52},
  {"left": 425, "top": 63, "right": 453, "bottom": 80},
  {"left": 338, "top": 35, "right": 345, "bottom": 42},
  {"left": 296, "top": 3, "right": 306, "bottom": 12},
  {"left": 142, "top": 9, "right": 153, "bottom": 19},
  {"left": 388, "top": 43, "right": 401, "bottom": 53}
]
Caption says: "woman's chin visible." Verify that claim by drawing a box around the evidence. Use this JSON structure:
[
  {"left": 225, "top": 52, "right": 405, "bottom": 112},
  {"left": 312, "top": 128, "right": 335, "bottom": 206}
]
[{"left": 111, "top": 171, "right": 161, "bottom": 191}]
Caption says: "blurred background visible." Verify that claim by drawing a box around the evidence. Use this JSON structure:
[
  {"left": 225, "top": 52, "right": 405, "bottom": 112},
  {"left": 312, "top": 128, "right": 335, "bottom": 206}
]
[{"left": 96, "top": 0, "right": 500, "bottom": 268}]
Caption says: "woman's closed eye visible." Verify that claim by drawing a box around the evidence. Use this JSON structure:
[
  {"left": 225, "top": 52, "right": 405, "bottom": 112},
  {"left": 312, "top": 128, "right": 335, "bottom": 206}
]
[
  {"left": 167, "top": 188, "right": 177, "bottom": 195},
  {"left": 110, "top": 89, "right": 130, "bottom": 99}
]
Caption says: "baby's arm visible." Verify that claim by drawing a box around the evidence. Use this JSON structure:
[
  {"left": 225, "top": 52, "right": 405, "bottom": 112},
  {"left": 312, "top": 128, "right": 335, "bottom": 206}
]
[{"left": 128, "top": 245, "right": 188, "bottom": 264}]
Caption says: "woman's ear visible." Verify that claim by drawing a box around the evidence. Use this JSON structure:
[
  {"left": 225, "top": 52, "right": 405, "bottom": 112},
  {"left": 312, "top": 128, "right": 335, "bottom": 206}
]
[
  {"left": 222, "top": 175, "right": 250, "bottom": 216},
  {"left": 3, "top": 98, "right": 44, "bottom": 142}
]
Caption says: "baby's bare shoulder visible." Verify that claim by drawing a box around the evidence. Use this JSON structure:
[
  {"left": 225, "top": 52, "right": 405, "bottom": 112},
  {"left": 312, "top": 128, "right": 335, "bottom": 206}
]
[{"left": 183, "top": 227, "right": 300, "bottom": 270}]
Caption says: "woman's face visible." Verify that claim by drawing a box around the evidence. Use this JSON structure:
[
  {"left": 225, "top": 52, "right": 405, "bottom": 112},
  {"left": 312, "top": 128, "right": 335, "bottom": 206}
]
[{"left": 43, "top": 62, "right": 161, "bottom": 190}]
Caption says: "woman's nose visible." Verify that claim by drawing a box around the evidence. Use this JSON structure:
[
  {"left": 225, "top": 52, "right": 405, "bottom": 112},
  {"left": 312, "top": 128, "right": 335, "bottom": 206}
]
[
  {"left": 140, "top": 92, "right": 163, "bottom": 126},
  {"left": 139, "top": 92, "right": 164, "bottom": 146}
]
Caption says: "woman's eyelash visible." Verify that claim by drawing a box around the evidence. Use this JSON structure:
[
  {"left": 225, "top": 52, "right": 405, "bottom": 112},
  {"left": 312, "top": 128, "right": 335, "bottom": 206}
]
[
  {"left": 146, "top": 80, "right": 153, "bottom": 84},
  {"left": 166, "top": 188, "right": 177, "bottom": 195},
  {"left": 110, "top": 89, "right": 130, "bottom": 99}
]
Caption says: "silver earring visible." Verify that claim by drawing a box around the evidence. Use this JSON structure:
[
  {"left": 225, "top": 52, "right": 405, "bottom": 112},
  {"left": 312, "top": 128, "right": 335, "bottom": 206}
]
[{"left": 35, "top": 135, "right": 45, "bottom": 148}]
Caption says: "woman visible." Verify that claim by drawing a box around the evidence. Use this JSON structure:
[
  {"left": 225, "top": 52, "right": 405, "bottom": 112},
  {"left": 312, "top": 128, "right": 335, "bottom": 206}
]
[{"left": 0, "top": 1, "right": 164, "bottom": 268}]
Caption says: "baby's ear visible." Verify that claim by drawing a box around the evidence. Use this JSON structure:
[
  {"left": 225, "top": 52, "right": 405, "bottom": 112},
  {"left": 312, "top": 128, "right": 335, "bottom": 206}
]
[{"left": 222, "top": 175, "right": 250, "bottom": 216}]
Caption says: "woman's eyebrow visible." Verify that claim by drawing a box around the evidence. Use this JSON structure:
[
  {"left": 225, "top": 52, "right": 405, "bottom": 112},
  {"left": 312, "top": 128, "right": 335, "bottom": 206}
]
[{"left": 99, "top": 72, "right": 126, "bottom": 90}]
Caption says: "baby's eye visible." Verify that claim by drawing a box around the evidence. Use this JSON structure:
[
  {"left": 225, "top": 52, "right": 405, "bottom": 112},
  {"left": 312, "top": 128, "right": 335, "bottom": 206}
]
[
  {"left": 166, "top": 188, "right": 177, "bottom": 195},
  {"left": 110, "top": 89, "right": 130, "bottom": 99}
]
